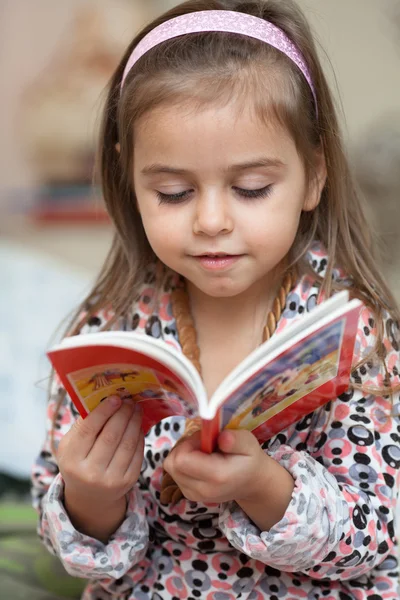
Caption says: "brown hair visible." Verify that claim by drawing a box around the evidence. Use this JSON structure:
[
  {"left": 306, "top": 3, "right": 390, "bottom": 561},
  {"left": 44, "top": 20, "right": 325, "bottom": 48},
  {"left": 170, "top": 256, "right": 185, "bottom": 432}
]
[{"left": 51, "top": 0, "right": 399, "bottom": 436}]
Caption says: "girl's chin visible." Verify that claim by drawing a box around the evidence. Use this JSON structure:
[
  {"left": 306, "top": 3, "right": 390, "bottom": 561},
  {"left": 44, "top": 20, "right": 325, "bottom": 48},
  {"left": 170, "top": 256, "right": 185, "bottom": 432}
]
[{"left": 186, "top": 278, "right": 250, "bottom": 299}]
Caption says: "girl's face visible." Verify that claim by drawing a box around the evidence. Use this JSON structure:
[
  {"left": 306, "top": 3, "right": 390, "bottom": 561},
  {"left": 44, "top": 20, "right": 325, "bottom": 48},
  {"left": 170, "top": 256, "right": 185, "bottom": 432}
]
[{"left": 133, "top": 101, "right": 325, "bottom": 300}]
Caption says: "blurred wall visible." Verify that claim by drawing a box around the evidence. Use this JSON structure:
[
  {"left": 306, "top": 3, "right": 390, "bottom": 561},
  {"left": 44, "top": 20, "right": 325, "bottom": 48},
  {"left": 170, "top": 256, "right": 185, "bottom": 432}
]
[
  {"left": 0, "top": 1, "right": 84, "bottom": 192},
  {"left": 303, "top": 0, "right": 399, "bottom": 142},
  {"left": 0, "top": 0, "right": 150, "bottom": 198}
]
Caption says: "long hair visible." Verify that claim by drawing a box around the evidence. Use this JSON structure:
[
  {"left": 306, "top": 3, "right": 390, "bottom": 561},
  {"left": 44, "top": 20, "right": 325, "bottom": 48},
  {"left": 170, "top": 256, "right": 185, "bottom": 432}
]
[{"left": 51, "top": 0, "right": 399, "bottom": 434}]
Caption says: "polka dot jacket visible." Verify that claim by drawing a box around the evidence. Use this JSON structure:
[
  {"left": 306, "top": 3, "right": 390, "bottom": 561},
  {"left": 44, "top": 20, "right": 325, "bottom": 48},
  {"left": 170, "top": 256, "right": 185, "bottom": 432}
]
[{"left": 31, "top": 244, "right": 400, "bottom": 600}]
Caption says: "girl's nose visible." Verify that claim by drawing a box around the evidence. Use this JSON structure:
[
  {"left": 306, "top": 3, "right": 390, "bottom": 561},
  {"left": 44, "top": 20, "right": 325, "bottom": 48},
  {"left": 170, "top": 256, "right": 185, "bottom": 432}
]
[{"left": 193, "top": 192, "right": 234, "bottom": 237}]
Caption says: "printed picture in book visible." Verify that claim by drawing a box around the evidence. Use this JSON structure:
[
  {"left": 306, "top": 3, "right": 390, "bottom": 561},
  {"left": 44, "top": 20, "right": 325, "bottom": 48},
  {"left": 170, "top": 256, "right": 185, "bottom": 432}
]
[
  {"left": 67, "top": 363, "right": 196, "bottom": 418},
  {"left": 223, "top": 319, "right": 343, "bottom": 432}
]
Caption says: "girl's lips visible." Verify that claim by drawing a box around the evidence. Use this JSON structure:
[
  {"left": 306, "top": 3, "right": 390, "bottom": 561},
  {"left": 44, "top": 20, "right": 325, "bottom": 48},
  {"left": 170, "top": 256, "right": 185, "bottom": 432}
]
[{"left": 193, "top": 254, "right": 243, "bottom": 271}]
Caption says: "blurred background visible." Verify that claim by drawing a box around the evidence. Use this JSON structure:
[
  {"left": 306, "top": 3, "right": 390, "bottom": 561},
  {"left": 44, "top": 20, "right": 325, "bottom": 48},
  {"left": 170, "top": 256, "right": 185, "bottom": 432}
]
[{"left": 0, "top": 0, "right": 399, "bottom": 587}]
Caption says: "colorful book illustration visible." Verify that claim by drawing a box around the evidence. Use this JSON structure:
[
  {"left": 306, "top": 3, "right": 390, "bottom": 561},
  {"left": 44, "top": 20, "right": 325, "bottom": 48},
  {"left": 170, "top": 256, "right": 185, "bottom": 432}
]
[{"left": 48, "top": 291, "right": 362, "bottom": 453}]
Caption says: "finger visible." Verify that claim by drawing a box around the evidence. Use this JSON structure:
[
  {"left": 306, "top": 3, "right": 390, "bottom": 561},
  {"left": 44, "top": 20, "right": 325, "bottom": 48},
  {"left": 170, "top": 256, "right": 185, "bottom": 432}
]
[
  {"left": 88, "top": 400, "right": 136, "bottom": 468},
  {"left": 108, "top": 405, "right": 143, "bottom": 474},
  {"left": 69, "top": 395, "right": 122, "bottom": 458},
  {"left": 166, "top": 440, "right": 227, "bottom": 480},
  {"left": 124, "top": 428, "right": 145, "bottom": 480},
  {"left": 218, "top": 429, "right": 258, "bottom": 456}
]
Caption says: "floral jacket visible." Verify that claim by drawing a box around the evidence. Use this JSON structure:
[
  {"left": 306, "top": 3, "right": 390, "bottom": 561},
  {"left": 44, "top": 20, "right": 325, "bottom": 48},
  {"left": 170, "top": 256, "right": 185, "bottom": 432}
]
[{"left": 32, "top": 244, "right": 400, "bottom": 600}]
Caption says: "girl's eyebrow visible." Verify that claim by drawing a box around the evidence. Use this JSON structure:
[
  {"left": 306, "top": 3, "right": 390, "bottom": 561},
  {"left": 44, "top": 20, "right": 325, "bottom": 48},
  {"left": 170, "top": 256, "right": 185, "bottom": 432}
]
[{"left": 141, "top": 157, "right": 285, "bottom": 176}]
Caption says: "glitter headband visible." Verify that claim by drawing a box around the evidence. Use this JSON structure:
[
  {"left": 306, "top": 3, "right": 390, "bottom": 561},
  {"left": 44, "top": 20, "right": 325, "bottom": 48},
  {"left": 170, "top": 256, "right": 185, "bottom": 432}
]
[{"left": 120, "top": 10, "right": 317, "bottom": 111}]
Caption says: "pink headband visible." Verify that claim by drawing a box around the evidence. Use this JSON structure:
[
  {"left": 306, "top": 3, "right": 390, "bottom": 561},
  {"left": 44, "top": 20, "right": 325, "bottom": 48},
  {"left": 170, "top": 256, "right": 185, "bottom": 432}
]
[{"left": 121, "top": 10, "right": 317, "bottom": 111}]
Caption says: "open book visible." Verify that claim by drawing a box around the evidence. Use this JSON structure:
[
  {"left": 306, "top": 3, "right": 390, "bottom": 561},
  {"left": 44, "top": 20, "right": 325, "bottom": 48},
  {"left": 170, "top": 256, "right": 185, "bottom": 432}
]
[{"left": 48, "top": 291, "right": 362, "bottom": 453}]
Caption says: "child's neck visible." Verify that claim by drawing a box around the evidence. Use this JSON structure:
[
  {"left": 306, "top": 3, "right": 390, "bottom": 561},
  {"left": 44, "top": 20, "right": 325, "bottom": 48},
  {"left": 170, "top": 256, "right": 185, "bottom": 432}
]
[{"left": 186, "top": 277, "right": 280, "bottom": 397}]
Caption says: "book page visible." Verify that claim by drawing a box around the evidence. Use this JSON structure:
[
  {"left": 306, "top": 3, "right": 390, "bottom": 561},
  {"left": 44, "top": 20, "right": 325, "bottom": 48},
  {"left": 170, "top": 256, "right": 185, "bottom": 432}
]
[
  {"left": 209, "top": 291, "right": 349, "bottom": 411},
  {"left": 219, "top": 318, "right": 344, "bottom": 432},
  {"left": 67, "top": 362, "right": 195, "bottom": 417}
]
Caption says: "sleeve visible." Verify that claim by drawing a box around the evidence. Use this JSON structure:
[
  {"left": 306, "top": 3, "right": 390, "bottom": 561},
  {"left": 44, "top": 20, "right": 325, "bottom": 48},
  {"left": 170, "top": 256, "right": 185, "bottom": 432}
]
[
  {"left": 219, "top": 305, "right": 400, "bottom": 580},
  {"left": 31, "top": 318, "right": 150, "bottom": 591}
]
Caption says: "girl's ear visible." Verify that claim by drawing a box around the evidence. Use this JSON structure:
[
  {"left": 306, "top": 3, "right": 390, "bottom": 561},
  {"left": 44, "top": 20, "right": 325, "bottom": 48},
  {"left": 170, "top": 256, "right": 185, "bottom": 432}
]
[{"left": 303, "top": 146, "right": 327, "bottom": 212}]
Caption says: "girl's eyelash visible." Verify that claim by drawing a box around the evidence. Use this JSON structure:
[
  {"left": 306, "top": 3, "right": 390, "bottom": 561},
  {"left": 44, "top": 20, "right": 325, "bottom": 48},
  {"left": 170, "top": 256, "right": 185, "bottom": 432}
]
[
  {"left": 157, "top": 190, "right": 191, "bottom": 205},
  {"left": 233, "top": 185, "right": 273, "bottom": 199},
  {"left": 156, "top": 185, "right": 273, "bottom": 205}
]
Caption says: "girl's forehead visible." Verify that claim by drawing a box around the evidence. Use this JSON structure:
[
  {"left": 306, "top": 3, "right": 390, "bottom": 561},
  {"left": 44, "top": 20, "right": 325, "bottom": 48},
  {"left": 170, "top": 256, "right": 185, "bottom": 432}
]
[
  {"left": 136, "top": 94, "right": 283, "bottom": 129},
  {"left": 134, "top": 100, "right": 293, "bottom": 153}
]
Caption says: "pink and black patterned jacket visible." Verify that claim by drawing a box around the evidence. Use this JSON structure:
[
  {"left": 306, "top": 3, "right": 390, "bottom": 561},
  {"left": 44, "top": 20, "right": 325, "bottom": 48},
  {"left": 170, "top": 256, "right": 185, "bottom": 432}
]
[{"left": 31, "top": 243, "right": 400, "bottom": 600}]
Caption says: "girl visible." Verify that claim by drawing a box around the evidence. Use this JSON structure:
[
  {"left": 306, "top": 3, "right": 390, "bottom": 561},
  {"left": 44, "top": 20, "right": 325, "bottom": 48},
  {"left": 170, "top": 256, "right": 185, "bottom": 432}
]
[{"left": 32, "top": 1, "right": 400, "bottom": 599}]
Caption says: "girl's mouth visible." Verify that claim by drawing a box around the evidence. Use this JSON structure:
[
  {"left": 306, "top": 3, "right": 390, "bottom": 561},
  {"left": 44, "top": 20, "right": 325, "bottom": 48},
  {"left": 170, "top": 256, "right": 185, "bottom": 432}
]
[{"left": 193, "top": 253, "right": 244, "bottom": 271}]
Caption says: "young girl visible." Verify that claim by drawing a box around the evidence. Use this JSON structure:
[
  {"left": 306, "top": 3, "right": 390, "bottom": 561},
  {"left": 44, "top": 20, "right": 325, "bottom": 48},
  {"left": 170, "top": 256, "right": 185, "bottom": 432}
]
[{"left": 32, "top": 1, "right": 400, "bottom": 599}]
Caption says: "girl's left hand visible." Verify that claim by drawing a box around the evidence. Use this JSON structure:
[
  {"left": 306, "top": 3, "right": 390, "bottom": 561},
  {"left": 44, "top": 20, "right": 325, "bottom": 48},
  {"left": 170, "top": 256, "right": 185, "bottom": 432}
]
[{"left": 163, "top": 429, "right": 268, "bottom": 504}]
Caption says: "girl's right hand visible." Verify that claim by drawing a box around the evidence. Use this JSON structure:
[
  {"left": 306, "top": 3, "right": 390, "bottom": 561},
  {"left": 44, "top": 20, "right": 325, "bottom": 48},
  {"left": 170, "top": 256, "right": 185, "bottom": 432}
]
[{"left": 57, "top": 396, "right": 144, "bottom": 540}]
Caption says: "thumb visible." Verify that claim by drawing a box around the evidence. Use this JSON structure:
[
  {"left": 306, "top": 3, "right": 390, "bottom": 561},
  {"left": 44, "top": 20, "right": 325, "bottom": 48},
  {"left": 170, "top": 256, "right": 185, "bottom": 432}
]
[
  {"left": 218, "top": 429, "right": 258, "bottom": 456},
  {"left": 174, "top": 430, "right": 202, "bottom": 454}
]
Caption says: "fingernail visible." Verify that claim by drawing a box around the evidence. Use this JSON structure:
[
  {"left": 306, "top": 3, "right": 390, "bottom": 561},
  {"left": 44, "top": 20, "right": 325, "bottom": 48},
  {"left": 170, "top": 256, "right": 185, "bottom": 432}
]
[
  {"left": 123, "top": 397, "right": 134, "bottom": 405},
  {"left": 109, "top": 396, "right": 121, "bottom": 407},
  {"left": 134, "top": 402, "right": 142, "bottom": 413}
]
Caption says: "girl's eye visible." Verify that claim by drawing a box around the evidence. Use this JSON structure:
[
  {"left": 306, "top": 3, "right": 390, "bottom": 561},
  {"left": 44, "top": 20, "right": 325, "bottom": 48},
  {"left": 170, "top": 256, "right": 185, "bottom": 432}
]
[
  {"left": 233, "top": 185, "right": 273, "bottom": 199},
  {"left": 156, "top": 190, "right": 192, "bottom": 205},
  {"left": 156, "top": 185, "right": 273, "bottom": 205}
]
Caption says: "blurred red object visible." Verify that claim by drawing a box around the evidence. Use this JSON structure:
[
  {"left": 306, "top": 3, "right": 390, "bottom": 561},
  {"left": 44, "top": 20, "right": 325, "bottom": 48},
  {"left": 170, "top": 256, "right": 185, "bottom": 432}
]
[{"left": 30, "top": 185, "right": 110, "bottom": 224}]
